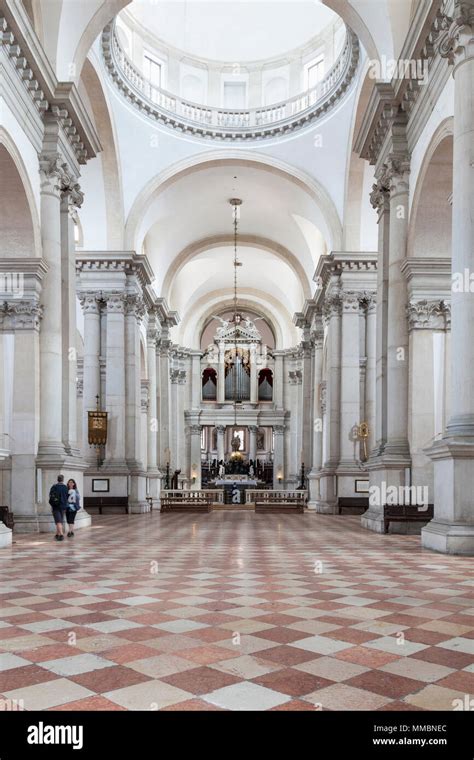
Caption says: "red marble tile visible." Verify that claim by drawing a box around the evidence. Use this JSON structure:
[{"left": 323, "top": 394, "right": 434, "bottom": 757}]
[
  {"left": 334, "top": 646, "right": 401, "bottom": 668},
  {"left": 253, "top": 668, "right": 333, "bottom": 696},
  {"left": 104, "top": 643, "right": 160, "bottom": 664},
  {"left": 50, "top": 696, "right": 127, "bottom": 711},
  {"left": 0, "top": 665, "right": 58, "bottom": 691},
  {"left": 346, "top": 670, "right": 423, "bottom": 699},
  {"left": 411, "top": 647, "right": 473, "bottom": 669},
  {"left": 161, "top": 666, "right": 241, "bottom": 694},
  {"left": 69, "top": 665, "right": 152, "bottom": 692}
]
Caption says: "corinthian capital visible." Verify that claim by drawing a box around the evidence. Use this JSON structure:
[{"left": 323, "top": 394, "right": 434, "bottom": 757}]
[
  {"left": 380, "top": 154, "right": 410, "bottom": 196},
  {"left": 341, "top": 290, "right": 360, "bottom": 313},
  {"left": 439, "top": 0, "right": 474, "bottom": 66},
  {"left": 370, "top": 178, "right": 390, "bottom": 213},
  {"left": 322, "top": 290, "right": 342, "bottom": 321},
  {"left": 39, "top": 152, "right": 68, "bottom": 196},
  {"left": 124, "top": 294, "right": 146, "bottom": 320},
  {"left": 61, "top": 176, "right": 84, "bottom": 210},
  {"left": 78, "top": 292, "right": 100, "bottom": 314}
]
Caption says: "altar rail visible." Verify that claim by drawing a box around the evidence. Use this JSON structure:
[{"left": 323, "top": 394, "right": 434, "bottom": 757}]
[
  {"left": 245, "top": 490, "right": 307, "bottom": 506},
  {"left": 161, "top": 489, "right": 224, "bottom": 505}
]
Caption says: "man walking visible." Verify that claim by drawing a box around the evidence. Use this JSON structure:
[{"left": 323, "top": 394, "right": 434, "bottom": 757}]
[{"left": 49, "top": 475, "right": 68, "bottom": 542}]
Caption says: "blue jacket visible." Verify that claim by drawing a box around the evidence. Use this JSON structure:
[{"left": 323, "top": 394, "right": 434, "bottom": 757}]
[{"left": 49, "top": 483, "right": 68, "bottom": 509}]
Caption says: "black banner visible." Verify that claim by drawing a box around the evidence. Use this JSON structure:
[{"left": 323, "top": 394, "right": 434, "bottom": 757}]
[{"left": 0, "top": 710, "right": 472, "bottom": 758}]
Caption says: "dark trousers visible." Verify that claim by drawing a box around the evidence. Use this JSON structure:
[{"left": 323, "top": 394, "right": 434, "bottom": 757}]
[{"left": 66, "top": 509, "right": 77, "bottom": 526}]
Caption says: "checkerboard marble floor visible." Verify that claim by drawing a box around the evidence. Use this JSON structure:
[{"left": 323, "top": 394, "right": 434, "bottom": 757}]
[{"left": 1, "top": 512, "right": 473, "bottom": 711}]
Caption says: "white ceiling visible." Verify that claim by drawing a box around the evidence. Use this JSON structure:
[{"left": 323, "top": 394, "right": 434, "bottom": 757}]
[
  {"left": 169, "top": 244, "right": 305, "bottom": 318},
  {"left": 141, "top": 161, "right": 328, "bottom": 288},
  {"left": 126, "top": 0, "right": 338, "bottom": 62}
]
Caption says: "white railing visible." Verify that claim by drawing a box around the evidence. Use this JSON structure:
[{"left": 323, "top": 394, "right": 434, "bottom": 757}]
[
  {"left": 160, "top": 489, "right": 224, "bottom": 504},
  {"left": 245, "top": 490, "right": 308, "bottom": 505},
  {"left": 102, "top": 23, "right": 359, "bottom": 139}
]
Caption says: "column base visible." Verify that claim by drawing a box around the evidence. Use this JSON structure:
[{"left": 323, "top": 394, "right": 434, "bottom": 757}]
[
  {"left": 310, "top": 500, "right": 338, "bottom": 514},
  {"left": 362, "top": 454, "right": 412, "bottom": 534},
  {"left": 360, "top": 509, "right": 386, "bottom": 534},
  {"left": 0, "top": 522, "right": 12, "bottom": 548},
  {"left": 421, "top": 521, "right": 474, "bottom": 556},
  {"left": 34, "top": 510, "right": 92, "bottom": 534},
  {"left": 128, "top": 501, "right": 151, "bottom": 514},
  {"left": 423, "top": 435, "right": 474, "bottom": 555}
]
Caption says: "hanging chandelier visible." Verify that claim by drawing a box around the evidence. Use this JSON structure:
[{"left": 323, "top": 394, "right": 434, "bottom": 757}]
[
  {"left": 230, "top": 197, "right": 242, "bottom": 324},
  {"left": 227, "top": 198, "right": 247, "bottom": 417}
]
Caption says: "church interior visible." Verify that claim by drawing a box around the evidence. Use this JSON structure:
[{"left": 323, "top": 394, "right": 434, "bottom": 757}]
[{"left": 0, "top": 0, "right": 473, "bottom": 717}]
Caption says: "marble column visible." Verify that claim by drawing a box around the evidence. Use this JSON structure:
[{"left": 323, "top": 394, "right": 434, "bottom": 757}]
[
  {"left": 217, "top": 342, "right": 225, "bottom": 403},
  {"left": 189, "top": 424, "right": 202, "bottom": 489},
  {"left": 125, "top": 294, "right": 148, "bottom": 512},
  {"left": 365, "top": 298, "right": 377, "bottom": 457},
  {"left": 301, "top": 328, "right": 314, "bottom": 469},
  {"left": 37, "top": 154, "right": 66, "bottom": 462},
  {"left": 104, "top": 294, "right": 126, "bottom": 468},
  {"left": 317, "top": 290, "right": 341, "bottom": 512},
  {"left": 36, "top": 151, "right": 89, "bottom": 529},
  {"left": 146, "top": 319, "right": 159, "bottom": 499},
  {"left": 363, "top": 154, "right": 411, "bottom": 533},
  {"left": 385, "top": 157, "right": 411, "bottom": 463},
  {"left": 369, "top": 180, "right": 390, "bottom": 459},
  {"left": 191, "top": 351, "right": 201, "bottom": 409},
  {"left": 216, "top": 424, "right": 226, "bottom": 462},
  {"left": 177, "top": 369, "right": 187, "bottom": 474},
  {"left": 339, "top": 291, "right": 361, "bottom": 466},
  {"left": 60, "top": 185, "right": 82, "bottom": 458},
  {"left": 424, "top": 3, "right": 474, "bottom": 554},
  {"left": 273, "top": 352, "right": 284, "bottom": 408},
  {"left": 307, "top": 322, "right": 324, "bottom": 509},
  {"left": 273, "top": 425, "right": 285, "bottom": 489},
  {"left": 158, "top": 334, "right": 171, "bottom": 467},
  {"left": 9, "top": 302, "right": 42, "bottom": 533},
  {"left": 80, "top": 293, "right": 101, "bottom": 464},
  {"left": 250, "top": 343, "right": 258, "bottom": 403},
  {"left": 248, "top": 425, "right": 258, "bottom": 462}
]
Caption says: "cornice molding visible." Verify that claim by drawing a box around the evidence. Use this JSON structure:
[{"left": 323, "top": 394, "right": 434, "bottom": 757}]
[
  {"left": 354, "top": 0, "right": 451, "bottom": 166},
  {"left": 0, "top": 0, "right": 101, "bottom": 164}
]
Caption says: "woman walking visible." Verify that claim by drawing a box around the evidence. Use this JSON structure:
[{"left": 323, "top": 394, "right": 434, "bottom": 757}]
[{"left": 66, "top": 479, "right": 81, "bottom": 537}]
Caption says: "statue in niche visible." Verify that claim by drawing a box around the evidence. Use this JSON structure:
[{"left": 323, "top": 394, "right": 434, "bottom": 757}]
[
  {"left": 231, "top": 434, "right": 241, "bottom": 452},
  {"left": 257, "top": 430, "right": 265, "bottom": 451}
]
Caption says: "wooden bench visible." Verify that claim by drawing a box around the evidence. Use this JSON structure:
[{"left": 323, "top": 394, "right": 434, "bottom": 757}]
[
  {"left": 337, "top": 498, "right": 368, "bottom": 515},
  {"left": 160, "top": 492, "right": 212, "bottom": 513},
  {"left": 383, "top": 504, "right": 434, "bottom": 534},
  {"left": 83, "top": 496, "right": 129, "bottom": 514},
  {"left": 0, "top": 506, "right": 14, "bottom": 530},
  {"left": 255, "top": 492, "right": 306, "bottom": 513}
]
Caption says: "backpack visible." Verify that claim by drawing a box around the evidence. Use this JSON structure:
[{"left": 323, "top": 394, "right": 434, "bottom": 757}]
[{"left": 49, "top": 486, "right": 61, "bottom": 509}]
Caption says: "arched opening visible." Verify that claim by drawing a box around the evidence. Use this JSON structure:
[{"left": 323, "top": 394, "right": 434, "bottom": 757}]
[
  {"left": 0, "top": 144, "right": 37, "bottom": 258},
  {"left": 258, "top": 368, "right": 274, "bottom": 401},
  {"left": 264, "top": 76, "right": 288, "bottom": 105},
  {"left": 409, "top": 133, "right": 453, "bottom": 259},
  {"left": 202, "top": 367, "right": 217, "bottom": 401}
]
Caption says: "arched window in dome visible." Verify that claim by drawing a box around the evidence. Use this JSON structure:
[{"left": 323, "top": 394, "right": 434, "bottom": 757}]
[
  {"left": 258, "top": 369, "right": 273, "bottom": 401},
  {"left": 202, "top": 368, "right": 217, "bottom": 401},
  {"left": 181, "top": 74, "right": 205, "bottom": 103},
  {"left": 264, "top": 76, "right": 288, "bottom": 105}
]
